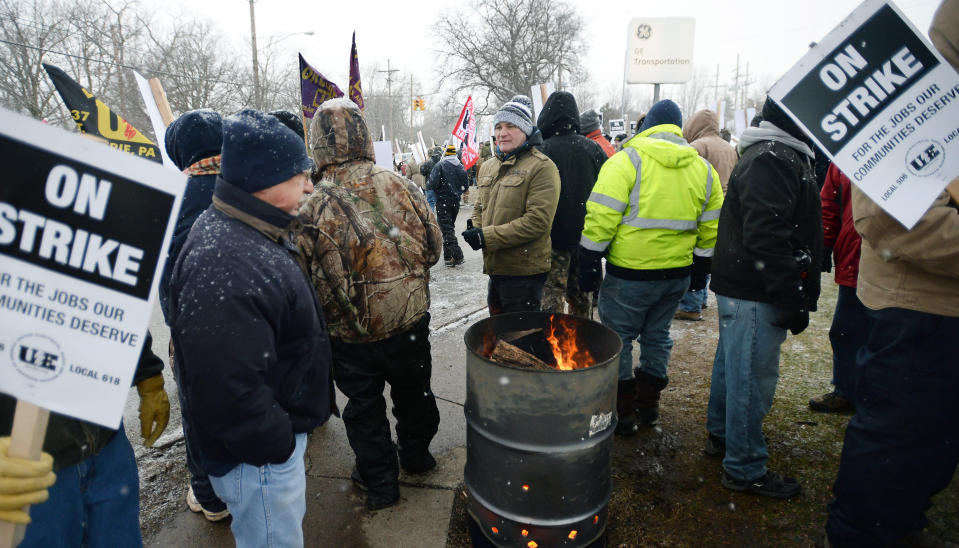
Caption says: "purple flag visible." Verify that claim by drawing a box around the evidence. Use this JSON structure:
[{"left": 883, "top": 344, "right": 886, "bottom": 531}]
[
  {"left": 349, "top": 31, "right": 364, "bottom": 109},
  {"left": 299, "top": 53, "right": 343, "bottom": 119}
]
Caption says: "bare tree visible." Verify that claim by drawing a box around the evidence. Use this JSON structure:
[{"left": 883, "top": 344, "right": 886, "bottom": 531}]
[
  {"left": 0, "top": 0, "right": 76, "bottom": 121},
  {"left": 141, "top": 17, "right": 249, "bottom": 116},
  {"left": 433, "top": 0, "right": 586, "bottom": 114}
]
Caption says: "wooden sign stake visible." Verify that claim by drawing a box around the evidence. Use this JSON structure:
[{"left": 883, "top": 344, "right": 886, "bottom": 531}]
[{"left": 0, "top": 401, "right": 50, "bottom": 548}]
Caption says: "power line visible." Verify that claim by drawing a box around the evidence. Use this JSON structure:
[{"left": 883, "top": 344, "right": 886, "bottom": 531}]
[{"left": 0, "top": 36, "right": 249, "bottom": 87}]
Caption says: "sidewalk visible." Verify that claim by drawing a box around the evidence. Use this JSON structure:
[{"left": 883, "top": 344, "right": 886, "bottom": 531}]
[{"left": 143, "top": 205, "right": 486, "bottom": 547}]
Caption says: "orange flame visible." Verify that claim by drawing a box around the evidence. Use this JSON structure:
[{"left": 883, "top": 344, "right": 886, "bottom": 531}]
[{"left": 546, "top": 315, "right": 593, "bottom": 370}]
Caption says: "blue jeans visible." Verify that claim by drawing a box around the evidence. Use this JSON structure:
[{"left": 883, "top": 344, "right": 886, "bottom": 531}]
[
  {"left": 706, "top": 295, "right": 787, "bottom": 481},
  {"left": 598, "top": 274, "right": 688, "bottom": 381},
  {"left": 426, "top": 189, "right": 436, "bottom": 211},
  {"left": 21, "top": 427, "right": 141, "bottom": 548},
  {"left": 826, "top": 309, "right": 959, "bottom": 548},
  {"left": 678, "top": 274, "right": 709, "bottom": 312},
  {"left": 209, "top": 433, "right": 308, "bottom": 548},
  {"left": 827, "top": 285, "right": 871, "bottom": 400}
]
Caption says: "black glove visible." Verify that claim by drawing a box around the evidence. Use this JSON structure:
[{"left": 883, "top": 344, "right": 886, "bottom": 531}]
[
  {"left": 577, "top": 248, "right": 604, "bottom": 292},
  {"left": 462, "top": 226, "right": 485, "bottom": 250},
  {"left": 821, "top": 247, "right": 833, "bottom": 273},
  {"left": 689, "top": 255, "right": 711, "bottom": 292},
  {"left": 772, "top": 291, "right": 809, "bottom": 335}
]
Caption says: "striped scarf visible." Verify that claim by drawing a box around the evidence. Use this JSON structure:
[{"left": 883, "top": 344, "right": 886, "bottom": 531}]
[{"left": 184, "top": 154, "right": 221, "bottom": 176}]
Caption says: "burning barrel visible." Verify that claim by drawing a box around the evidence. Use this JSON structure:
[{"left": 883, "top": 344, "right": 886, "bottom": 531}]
[{"left": 464, "top": 312, "right": 623, "bottom": 547}]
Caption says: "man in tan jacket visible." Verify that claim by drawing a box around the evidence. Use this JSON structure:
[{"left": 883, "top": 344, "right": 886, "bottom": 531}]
[
  {"left": 462, "top": 95, "right": 560, "bottom": 315},
  {"left": 823, "top": 2, "right": 959, "bottom": 545}
]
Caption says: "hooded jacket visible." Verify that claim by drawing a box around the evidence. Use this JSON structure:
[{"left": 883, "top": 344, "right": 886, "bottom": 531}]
[
  {"left": 710, "top": 105, "right": 823, "bottom": 310},
  {"left": 471, "top": 130, "right": 560, "bottom": 276},
  {"left": 299, "top": 98, "right": 442, "bottom": 342},
  {"left": 683, "top": 109, "right": 738, "bottom": 192},
  {"left": 427, "top": 154, "right": 468, "bottom": 201},
  {"left": 536, "top": 91, "right": 608, "bottom": 251},
  {"left": 581, "top": 124, "right": 723, "bottom": 277},
  {"left": 159, "top": 109, "right": 222, "bottom": 323}
]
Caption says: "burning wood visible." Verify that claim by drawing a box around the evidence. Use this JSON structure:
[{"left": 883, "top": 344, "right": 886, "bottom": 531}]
[
  {"left": 489, "top": 339, "right": 554, "bottom": 371},
  {"left": 482, "top": 317, "right": 596, "bottom": 371}
]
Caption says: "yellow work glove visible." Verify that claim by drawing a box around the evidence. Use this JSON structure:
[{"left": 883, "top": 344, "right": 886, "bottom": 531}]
[
  {"left": 136, "top": 374, "right": 170, "bottom": 447},
  {"left": 0, "top": 436, "right": 56, "bottom": 525}
]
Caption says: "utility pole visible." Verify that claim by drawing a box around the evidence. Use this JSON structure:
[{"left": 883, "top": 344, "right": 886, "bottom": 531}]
[
  {"left": 248, "top": 0, "right": 260, "bottom": 109},
  {"left": 741, "top": 61, "right": 753, "bottom": 111},
  {"left": 731, "top": 54, "right": 741, "bottom": 110},
  {"left": 376, "top": 59, "right": 399, "bottom": 142},
  {"left": 706, "top": 63, "right": 722, "bottom": 106}
]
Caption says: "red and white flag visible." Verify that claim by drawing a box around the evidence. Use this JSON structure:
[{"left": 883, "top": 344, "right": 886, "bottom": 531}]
[{"left": 451, "top": 96, "right": 478, "bottom": 169}]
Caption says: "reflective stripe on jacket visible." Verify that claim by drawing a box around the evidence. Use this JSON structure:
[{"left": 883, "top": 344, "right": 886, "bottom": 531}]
[{"left": 580, "top": 124, "right": 723, "bottom": 271}]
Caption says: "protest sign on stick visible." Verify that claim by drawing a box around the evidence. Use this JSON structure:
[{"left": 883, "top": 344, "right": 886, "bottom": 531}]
[
  {"left": 451, "top": 96, "right": 478, "bottom": 169},
  {"left": 769, "top": 0, "right": 959, "bottom": 228},
  {"left": 0, "top": 108, "right": 184, "bottom": 544}
]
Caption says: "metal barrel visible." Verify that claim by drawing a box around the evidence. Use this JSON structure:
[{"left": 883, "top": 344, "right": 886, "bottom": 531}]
[{"left": 463, "top": 312, "right": 622, "bottom": 547}]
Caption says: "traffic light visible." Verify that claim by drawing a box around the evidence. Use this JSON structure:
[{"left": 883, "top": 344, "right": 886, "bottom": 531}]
[{"left": 413, "top": 97, "right": 426, "bottom": 111}]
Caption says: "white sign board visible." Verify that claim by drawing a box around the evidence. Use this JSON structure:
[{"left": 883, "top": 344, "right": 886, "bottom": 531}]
[
  {"left": 0, "top": 108, "right": 184, "bottom": 428},
  {"left": 131, "top": 70, "right": 176, "bottom": 171},
  {"left": 530, "top": 82, "right": 556, "bottom": 122},
  {"left": 770, "top": 0, "right": 959, "bottom": 229},
  {"left": 626, "top": 17, "right": 696, "bottom": 84},
  {"left": 373, "top": 140, "right": 394, "bottom": 169},
  {"left": 609, "top": 119, "right": 626, "bottom": 136}
]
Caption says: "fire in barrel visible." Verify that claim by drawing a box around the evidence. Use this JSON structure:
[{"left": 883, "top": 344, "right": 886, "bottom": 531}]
[{"left": 464, "top": 312, "right": 623, "bottom": 547}]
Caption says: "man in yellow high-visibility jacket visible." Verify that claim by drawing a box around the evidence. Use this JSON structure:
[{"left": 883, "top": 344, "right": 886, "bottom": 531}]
[{"left": 578, "top": 99, "right": 724, "bottom": 435}]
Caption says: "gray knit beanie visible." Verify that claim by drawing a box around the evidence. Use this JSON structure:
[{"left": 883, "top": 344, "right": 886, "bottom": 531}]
[
  {"left": 493, "top": 95, "right": 535, "bottom": 136},
  {"left": 579, "top": 109, "right": 601, "bottom": 134}
]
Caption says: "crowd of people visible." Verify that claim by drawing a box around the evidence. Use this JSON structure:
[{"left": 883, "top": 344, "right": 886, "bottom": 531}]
[{"left": 0, "top": 2, "right": 957, "bottom": 547}]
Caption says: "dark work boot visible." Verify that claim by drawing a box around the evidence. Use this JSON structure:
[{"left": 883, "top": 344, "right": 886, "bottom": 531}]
[
  {"left": 634, "top": 369, "right": 669, "bottom": 426},
  {"left": 351, "top": 467, "right": 400, "bottom": 510},
  {"left": 616, "top": 379, "right": 639, "bottom": 436}
]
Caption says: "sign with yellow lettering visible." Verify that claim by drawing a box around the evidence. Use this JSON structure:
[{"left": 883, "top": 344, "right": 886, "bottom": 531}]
[{"left": 43, "top": 64, "right": 161, "bottom": 163}]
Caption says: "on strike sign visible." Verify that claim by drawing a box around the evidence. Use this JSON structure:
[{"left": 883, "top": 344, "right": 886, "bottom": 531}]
[
  {"left": 770, "top": 0, "right": 959, "bottom": 228},
  {"left": 0, "top": 108, "right": 184, "bottom": 428}
]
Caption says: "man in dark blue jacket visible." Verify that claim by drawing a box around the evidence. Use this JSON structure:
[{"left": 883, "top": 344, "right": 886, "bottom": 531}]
[
  {"left": 428, "top": 144, "right": 468, "bottom": 266},
  {"left": 170, "top": 109, "right": 334, "bottom": 547},
  {"left": 160, "top": 108, "right": 229, "bottom": 521}
]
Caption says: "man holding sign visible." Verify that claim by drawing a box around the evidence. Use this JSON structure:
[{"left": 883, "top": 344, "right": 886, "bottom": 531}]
[
  {"left": 0, "top": 336, "right": 167, "bottom": 545},
  {"left": 823, "top": 1, "right": 959, "bottom": 545},
  {"left": 0, "top": 107, "right": 184, "bottom": 545}
]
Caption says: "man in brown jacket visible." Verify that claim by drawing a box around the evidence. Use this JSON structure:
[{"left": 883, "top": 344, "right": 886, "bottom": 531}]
[
  {"left": 823, "top": 2, "right": 959, "bottom": 545},
  {"left": 676, "top": 109, "right": 738, "bottom": 321},
  {"left": 462, "top": 95, "right": 560, "bottom": 314},
  {"left": 298, "top": 97, "right": 443, "bottom": 511}
]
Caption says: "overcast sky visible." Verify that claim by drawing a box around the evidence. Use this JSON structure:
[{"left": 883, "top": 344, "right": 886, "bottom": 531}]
[{"left": 166, "top": 0, "right": 941, "bottom": 108}]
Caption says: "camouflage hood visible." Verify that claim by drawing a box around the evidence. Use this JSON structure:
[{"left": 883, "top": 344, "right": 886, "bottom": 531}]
[{"left": 309, "top": 98, "right": 375, "bottom": 176}]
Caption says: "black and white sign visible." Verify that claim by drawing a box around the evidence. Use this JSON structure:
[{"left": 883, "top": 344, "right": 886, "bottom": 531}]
[
  {"left": 770, "top": 0, "right": 959, "bottom": 228},
  {"left": 0, "top": 108, "right": 184, "bottom": 428},
  {"left": 609, "top": 119, "right": 626, "bottom": 135}
]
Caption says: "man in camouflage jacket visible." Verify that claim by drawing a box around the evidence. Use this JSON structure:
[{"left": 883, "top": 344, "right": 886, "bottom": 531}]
[{"left": 297, "top": 97, "right": 443, "bottom": 511}]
